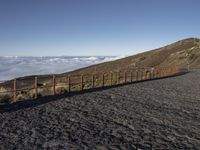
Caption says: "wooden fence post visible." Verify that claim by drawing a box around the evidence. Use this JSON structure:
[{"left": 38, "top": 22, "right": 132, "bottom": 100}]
[
  {"left": 53, "top": 75, "right": 56, "bottom": 95},
  {"left": 68, "top": 75, "right": 71, "bottom": 92},
  {"left": 131, "top": 71, "right": 133, "bottom": 82},
  {"left": 110, "top": 71, "right": 113, "bottom": 86},
  {"left": 117, "top": 71, "right": 120, "bottom": 84},
  {"left": 159, "top": 70, "right": 161, "bottom": 77},
  {"left": 150, "top": 70, "right": 152, "bottom": 79},
  {"left": 150, "top": 71, "right": 152, "bottom": 79},
  {"left": 102, "top": 73, "right": 104, "bottom": 87},
  {"left": 148, "top": 70, "right": 150, "bottom": 79},
  {"left": 92, "top": 74, "right": 95, "bottom": 88},
  {"left": 139, "top": 70, "right": 141, "bottom": 80},
  {"left": 13, "top": 79, "right": 17, "bottom": 103},
  {"left": 81, "top": 74, "right": 84, "bottom": 90},
  {"left": 158, "top": 70, "right": 160, "bottom": 78},
  {"left": 35, "top": 77, "right": 38, "bottom": 99},
  {"left": 152, "top": 70, "right": 154, "bottom": 79},
  {"left": 145, "top": 71, "right": 148, "bottom": 80},
  {"left": 124, "top": 71, "right": 127, "bottom": 83},
  {"left": 136, "top": 70, "right": 138, "bottom": 81},
  {"left": 154, "top": 70, "right": 156, "bottom": 78}
]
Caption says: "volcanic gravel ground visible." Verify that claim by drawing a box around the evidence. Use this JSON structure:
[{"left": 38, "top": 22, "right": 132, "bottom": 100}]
[{"left": 0, "top": 70, "right": 200, "bottom": 149}]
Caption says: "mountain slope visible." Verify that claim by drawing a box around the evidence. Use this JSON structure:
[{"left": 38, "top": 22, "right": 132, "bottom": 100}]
[{"left": 65, "top": 38, "right": 200, "bottom": 76}]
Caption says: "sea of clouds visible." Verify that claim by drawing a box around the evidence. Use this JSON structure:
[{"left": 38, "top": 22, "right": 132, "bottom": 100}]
[{"left": 0, "top": 56, "right": 125, "bottom": 81}]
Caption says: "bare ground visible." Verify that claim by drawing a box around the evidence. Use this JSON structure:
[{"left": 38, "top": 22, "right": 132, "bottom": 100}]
[{"left": 0, "top": 70, "right": 200, "bottom": 149}]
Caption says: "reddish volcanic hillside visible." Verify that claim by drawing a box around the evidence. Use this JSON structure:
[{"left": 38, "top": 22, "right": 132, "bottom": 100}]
[{"left": 65, "top": 38, "right": 200, "bottom": 75}]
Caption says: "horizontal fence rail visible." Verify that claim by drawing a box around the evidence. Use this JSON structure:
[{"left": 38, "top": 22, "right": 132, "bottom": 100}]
[{"left": 0, "top": 66, "right": 186, "bottom": 103}]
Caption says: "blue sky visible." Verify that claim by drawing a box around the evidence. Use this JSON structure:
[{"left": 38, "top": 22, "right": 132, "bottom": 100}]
[{"left": 0, "top": 0, "right": 200, "bottom": 56}]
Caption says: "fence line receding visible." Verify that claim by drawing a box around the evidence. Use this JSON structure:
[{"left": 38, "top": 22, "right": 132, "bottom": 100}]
[{"left": 0, "top": 66, "right": 186, "bottom": 103}]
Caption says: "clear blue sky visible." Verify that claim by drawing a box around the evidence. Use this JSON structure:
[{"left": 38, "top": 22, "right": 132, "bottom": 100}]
[{"left": 0, "top": 0, "right": 200, "bottom": 56}]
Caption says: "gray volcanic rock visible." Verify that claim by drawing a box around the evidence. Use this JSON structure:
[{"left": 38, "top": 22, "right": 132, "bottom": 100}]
[{"left": 0, "top": 70, "right": 200, "bottom": 149}]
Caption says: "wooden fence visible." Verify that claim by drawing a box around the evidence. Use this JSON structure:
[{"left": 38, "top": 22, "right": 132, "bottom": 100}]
[{"left": 0, "top": 66, "right": 185, "bottom": 103}]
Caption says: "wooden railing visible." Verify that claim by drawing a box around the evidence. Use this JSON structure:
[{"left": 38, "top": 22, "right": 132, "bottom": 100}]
[{"left": 0, "top": 66, "right": 186, "bottom": 103}]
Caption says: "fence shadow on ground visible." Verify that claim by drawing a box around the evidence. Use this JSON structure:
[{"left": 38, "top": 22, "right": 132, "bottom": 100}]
[{"left": 0, "top": 71, "right": 189, "bottom": 113}]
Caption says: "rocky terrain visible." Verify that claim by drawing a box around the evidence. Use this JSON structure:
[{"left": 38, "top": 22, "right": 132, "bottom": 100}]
[{"left": 0, "top": 70, "right": 200, "bottom": 149}]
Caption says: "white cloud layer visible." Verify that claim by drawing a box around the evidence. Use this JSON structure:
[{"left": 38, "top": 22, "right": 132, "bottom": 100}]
[{"left": 0, "top": 56, "right": 125, "bottom": 81}]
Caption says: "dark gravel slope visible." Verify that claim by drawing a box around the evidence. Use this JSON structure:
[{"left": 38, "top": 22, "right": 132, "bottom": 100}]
[{"left": 0, "top": 70, "right": 200, "bottom": 149}]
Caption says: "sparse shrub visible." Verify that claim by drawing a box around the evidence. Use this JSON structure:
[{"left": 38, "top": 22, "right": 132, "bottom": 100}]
[
  {"left": 195, "top": 38, "right": 200, "bottom": 43},
  {"left": 178, "top": 56, "right": 185, "bottom": 60},
  {"left": 56, "top": 87, "right": 67, "bottom": 94},
  {"left": 0, "top": 87, "right": 13, "bottom": 103},
  {"left": 0, "top": 94, "right": 12, "bottom": 103},
  {"left": 17, "top": 94, "right": 23, "bottom": 100},
  {"left": 32, "top": 93, "right": 42, "bottom": 98},
  {"left": 17, "top": 91, "right": 32, "bottom": 100},
  {"left": 139, "top": 57, "right": 146, "bottom": 61},
  {"left": 20, "top": 90, "right": 28, "bottom": 95},
  {"left": 189, "top": 54, "right": 197, "bottom": 61}
]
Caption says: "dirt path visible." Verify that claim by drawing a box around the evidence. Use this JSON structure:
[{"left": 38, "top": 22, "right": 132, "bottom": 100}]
[{"left": 0, "top": 70, "right": 200, "bottom": 149}]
